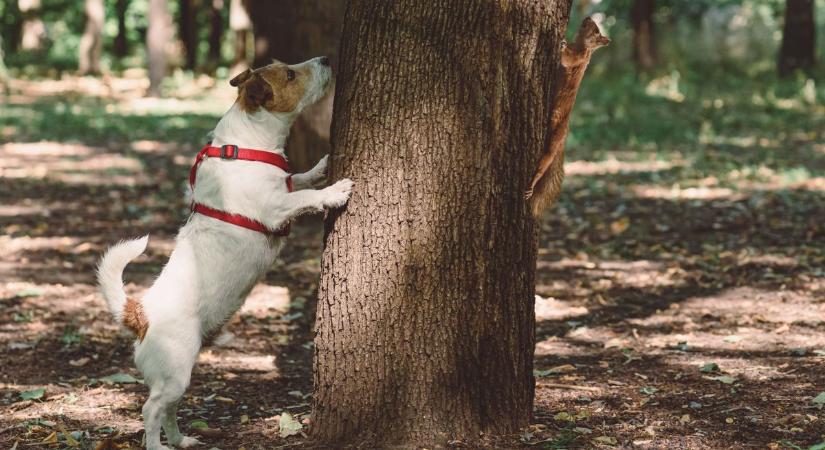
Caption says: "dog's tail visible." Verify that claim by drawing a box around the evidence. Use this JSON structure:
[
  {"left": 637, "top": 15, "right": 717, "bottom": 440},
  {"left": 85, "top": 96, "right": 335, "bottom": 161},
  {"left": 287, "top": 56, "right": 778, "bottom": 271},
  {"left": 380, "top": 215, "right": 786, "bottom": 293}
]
[{"left": 97, "top": 235, "right": 149, "bottom": 325}]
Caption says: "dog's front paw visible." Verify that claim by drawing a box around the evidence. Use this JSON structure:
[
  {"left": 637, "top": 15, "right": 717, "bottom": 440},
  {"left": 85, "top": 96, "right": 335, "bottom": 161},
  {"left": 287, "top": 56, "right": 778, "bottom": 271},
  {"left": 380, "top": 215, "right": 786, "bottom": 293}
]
[
  {"left": 322, "top": 178, "right": 354, "bottom": 208},
  {"left": 176, "top": 436, "right": 202, "bottom": 448}
]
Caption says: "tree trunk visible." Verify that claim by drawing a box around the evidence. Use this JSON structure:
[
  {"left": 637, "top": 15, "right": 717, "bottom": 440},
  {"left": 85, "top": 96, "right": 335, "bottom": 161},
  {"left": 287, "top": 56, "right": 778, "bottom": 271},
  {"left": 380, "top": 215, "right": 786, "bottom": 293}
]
[
  {"left": 243, "top": 0, "right": 344, "bottom": 171},
  {"left": 146, "top": 0, "right": 171, "bottom": 97},
  {"left": 312, "top": 1, "right": 571, "bottom": 447},
  {"left": 113, "top": 0, "right": 129, "bottom": 58},
  {"left": 19, "top": 0, "right": 46, "bottom": 51},
  {"left": 179, "top": 0, "right": 197, "bottom": 70},
  {"left": 206, "top": 0, "right": 224, "bottom": 73},
  {"left": 778, "top": 0, "right": 815, "bottom": 77},
  {"left": 229, "top": 0, "right": 251, "bottom": 69},
  {"left": 631, "top": 0, "right": 656, "bottom": 70},
  {"left": 78, "top": 0, "right": 104, "bottom": 75}
]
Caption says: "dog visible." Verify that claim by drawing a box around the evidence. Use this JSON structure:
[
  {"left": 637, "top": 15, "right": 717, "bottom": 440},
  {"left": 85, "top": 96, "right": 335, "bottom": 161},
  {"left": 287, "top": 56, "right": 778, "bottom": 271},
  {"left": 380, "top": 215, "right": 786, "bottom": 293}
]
[{"left": 97, "top": 56, "right": 352, "bottom": 450}]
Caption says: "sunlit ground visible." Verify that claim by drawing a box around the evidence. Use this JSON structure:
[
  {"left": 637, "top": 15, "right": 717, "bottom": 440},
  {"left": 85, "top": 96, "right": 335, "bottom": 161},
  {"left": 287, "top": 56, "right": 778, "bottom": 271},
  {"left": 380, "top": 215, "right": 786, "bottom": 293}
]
[{"left": 1, "top": 71, "right": 824, "bottom": 448}]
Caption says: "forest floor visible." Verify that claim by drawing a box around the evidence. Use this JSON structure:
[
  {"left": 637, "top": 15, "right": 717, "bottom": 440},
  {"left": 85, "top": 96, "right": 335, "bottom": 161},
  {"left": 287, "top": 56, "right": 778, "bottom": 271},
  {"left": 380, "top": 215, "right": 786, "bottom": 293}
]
[{"left": 1, "top": 73, "right": 824, "bottom": 450}]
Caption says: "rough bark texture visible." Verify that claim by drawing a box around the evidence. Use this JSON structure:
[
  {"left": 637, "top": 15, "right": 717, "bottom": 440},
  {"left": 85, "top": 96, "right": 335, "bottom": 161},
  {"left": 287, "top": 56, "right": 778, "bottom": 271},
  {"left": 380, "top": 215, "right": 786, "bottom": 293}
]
[
  {"left": 78, "top": 0, "right": 104, "bottom": 75},
  {"left": 113, "top": 0, "right": 129, "bottom": 58},
  {"left": 244, "top": 0, "right": 344, "bottom": 171},
  {"left": 778, "top": 0, "right": 816, "bottom": 77},
  {"left": 312, "top": 1, "right": 571, "bottom": 447},
  {"left": 631, "top": 0, "right": 656, "bottom": 70},
  {"left": 146, "top": 0, "right": 171, "bottom": 97}
]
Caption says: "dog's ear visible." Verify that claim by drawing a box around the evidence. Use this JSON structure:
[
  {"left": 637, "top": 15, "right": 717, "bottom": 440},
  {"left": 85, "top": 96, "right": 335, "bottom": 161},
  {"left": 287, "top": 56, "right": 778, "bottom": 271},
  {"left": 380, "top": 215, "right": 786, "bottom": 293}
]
[
  {"left": 240, "top": 73, "right": 273, "bottom": 112},
  {"left": 229, "top": 69, "right": 253, "bottom": 87}
]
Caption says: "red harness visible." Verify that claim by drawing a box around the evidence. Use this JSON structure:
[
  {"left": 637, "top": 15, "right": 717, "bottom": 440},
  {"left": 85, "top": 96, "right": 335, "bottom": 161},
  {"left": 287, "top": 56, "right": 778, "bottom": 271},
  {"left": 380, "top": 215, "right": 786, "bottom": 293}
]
[{"left": 189, "top": 144, "right": 292, "bottom": 236}]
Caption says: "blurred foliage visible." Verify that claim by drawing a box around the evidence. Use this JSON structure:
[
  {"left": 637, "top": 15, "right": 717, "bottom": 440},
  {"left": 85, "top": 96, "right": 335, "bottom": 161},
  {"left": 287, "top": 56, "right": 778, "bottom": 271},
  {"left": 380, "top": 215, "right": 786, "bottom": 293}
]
[{"left": 0, "top": 0, "right": 230, "bottom": 76}]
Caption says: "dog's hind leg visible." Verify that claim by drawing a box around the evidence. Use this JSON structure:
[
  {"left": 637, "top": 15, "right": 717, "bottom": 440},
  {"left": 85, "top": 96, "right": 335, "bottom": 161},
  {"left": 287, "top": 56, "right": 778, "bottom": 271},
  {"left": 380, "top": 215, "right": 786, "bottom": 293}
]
[
  {"left": 142, "top": 381, "right": 185, "bottom": 450},
  {"left": 163, "top": 400, "right": 201, "bottom": 448}
]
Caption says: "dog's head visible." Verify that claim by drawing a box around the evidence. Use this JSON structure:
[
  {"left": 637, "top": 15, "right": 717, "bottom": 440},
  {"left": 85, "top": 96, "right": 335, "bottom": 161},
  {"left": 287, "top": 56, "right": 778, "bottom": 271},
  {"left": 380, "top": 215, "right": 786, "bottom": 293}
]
[{"left": 229, "top": 56, "right": 332, "bottom": 115}]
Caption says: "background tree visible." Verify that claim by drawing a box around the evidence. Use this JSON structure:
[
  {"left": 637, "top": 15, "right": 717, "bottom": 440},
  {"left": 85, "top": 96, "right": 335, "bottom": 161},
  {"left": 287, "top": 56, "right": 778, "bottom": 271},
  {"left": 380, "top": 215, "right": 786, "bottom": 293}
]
[
  {"left": 18, "top": 0, "right": 47, "bottom": 51},
  {"left": 312, "top": 1, "right": 572, "bottom": 447},
  {"left": 146, "top": 0, "right": 172, "bottom": 96},
  {"left": 778, "top": 0, "right": 816, "bottom": 77},
  {"left": 242, "top": 0, "right": 344, "bottom": 171},
  {"left": 78, "top": 0, "right": 104, "bottom": 75},
  {"left": 229, "top": 0, "right": 251, "bottom": 70},
  {"left": 631, "top": 0, "right": 656, "bottom": 70},
  {"left": 178, "top": 0, "right": 198, "bottom": 71},
  {"left": 206, "top": 0, "right": 225, "bottom": 73},
  {"left": 113, "top": 0, "right": 130, "bottom": 58}
]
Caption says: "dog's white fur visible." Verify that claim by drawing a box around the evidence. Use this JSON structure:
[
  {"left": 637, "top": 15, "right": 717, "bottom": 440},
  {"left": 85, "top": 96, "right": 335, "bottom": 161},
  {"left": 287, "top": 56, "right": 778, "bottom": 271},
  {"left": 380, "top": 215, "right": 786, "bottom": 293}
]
[{"left": 98, "top": 57, "right": 351, "bottom": 450}]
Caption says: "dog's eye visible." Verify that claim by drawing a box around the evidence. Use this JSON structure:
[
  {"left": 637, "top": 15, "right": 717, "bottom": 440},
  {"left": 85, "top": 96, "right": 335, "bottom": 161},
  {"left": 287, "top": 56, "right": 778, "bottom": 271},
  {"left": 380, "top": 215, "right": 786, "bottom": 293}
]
[{"left": 286, "top": 69, "right": 295, "bottom": 81}]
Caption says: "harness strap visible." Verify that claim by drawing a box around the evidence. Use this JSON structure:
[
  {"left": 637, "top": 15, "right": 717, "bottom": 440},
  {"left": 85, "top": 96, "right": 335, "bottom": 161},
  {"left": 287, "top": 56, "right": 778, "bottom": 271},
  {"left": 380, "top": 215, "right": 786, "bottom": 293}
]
[{"left": 190, "top": 144, "right": 293, "bottom": 237}]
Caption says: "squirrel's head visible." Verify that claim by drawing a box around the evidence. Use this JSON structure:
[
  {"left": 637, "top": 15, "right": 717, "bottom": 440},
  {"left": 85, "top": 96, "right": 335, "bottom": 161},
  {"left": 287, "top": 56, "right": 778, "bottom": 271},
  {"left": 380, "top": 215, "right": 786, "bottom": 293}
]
[{"left": 562, "top": 17, "right": 610, "bottom": 68}]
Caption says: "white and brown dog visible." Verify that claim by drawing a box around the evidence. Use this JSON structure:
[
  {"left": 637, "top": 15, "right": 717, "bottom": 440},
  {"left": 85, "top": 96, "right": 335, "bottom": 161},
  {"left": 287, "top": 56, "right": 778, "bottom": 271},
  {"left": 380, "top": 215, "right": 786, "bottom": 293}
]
[{"left": 97, "top": 56, "right": 351, "bottom": 450}]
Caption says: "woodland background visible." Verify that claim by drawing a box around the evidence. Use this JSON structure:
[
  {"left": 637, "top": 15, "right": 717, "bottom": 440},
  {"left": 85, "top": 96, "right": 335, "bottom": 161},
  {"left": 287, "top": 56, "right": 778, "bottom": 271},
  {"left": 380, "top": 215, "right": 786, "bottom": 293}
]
[{"left": 1, "top": 0, "right": 824, "bottom": 448}]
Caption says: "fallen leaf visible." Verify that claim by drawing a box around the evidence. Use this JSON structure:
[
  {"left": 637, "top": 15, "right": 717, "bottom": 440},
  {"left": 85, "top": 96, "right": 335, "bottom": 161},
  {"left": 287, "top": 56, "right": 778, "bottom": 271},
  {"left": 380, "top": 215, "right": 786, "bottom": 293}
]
[
  {"left": 279, "top": 412, "right": 303, "bottom": 438},
  {"left": 723, "top": 335, "right": 743, "bottom": 343},
  {"left": 41, "top": 431, "right": 58, "bottom": 444},
  {"left": 20, "top": 387, "right": 45, "bottom": 400},
  {"left": 700, "top": 362, "right": 720, "bottom": 373},
  {"left": 812, "top": 392, "right": 825, "bottom": 405},
  {"left": 69, "top": 357, "right": 90, "bottom": 367},
  {"left": 704, "top": 375, "right": 737, "bottom": 385},
  {"left": 592, "top": 435, "right": 618, "bottom": 446},
  {"left": 240, "top": 414, "right": 249, "bottom": 424},
  {"left": 574, "top": 427, "right": 592, "bottom": 434},
  {"left": 100, "top": 373, "right": 139, "bottom": 384},
  {"left": 554, "top": 411, "right": 574, "bottom": 421}
]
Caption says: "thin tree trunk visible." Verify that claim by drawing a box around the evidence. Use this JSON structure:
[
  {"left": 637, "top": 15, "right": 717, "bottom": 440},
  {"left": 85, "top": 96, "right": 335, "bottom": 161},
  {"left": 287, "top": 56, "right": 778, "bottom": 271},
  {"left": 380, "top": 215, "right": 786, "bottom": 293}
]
[
  {"left": 243, "top": 0, "right": 344, "bottom": 171},
  {"left": 631, "top": 0, "right": 656, "bottom": 70},
  {"left": 78, "top": 0, "right": 105, "bottom": 75},
  {"left": 206, "top": 0, "right": 224, "bottom": 73},
  {"left": 229, "top": 0, "right": 251, "bottom": 69},
  {"left": 312, "top": 1, "right": 571, "bottom": 447},
  {"left": 19, "top": 0, "right": 46, "bottom": 51},
  {"left": 146, "top": 0, "right": 171, "bottom": 97},
  {"left": 113, "top": 0, "right": 129, "bottom": 58},
  {"left": 778, "top": 0, "right": 815, "bottom": 77},
  {"left": 179, "top": 0, "right": 197, "bottom": 70}
]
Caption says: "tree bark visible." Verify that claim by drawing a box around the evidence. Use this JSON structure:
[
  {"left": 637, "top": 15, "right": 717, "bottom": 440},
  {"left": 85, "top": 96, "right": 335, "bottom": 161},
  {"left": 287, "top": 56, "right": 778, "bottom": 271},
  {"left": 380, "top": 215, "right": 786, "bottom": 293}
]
[
  {"left": 78, "top": 0, "right": 105, "bottom": 75},
  {"left": 778, "top": 0, "right": 815, "bottom": 77},
  {"left": 113, "top": 0, "right": 130, "bottom": 58},
  {"left": 206, "top": 0, "right": 224, "bottom": 73},
  {"left": 631, "top": 0, "right": 656, "bottom": 70},
  {"left": 312, "top": 1, "right": 571, "bottom": 447},
  {"left": 146, "top": 0, "right": 171, "bottom": 97},
  {"left": 19, "top": 0, "right": 46, "bottom": 51},
  {"left": 179, "top": 0, "right": 197, "bottom": 70},
  {"left": 243, "top": 0, "right": 344, "bottom": 171}
]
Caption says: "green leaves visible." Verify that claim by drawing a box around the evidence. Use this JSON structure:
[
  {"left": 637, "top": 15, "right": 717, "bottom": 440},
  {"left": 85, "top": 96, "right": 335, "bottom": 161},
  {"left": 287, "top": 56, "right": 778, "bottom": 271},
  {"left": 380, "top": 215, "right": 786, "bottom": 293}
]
[
  {"left": 278, "top": 412, "right": 303, "bottom": 438},
  {"left": 699, "top": 362, "right": 720, "bottom": 373},
  {"left": 20, "top": 387, "right": 45, "bottom": 400}
]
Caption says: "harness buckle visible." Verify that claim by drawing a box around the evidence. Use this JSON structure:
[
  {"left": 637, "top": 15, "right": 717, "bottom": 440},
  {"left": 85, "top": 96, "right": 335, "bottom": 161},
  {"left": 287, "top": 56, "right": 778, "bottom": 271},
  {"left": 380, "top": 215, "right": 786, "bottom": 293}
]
[{"left": 220, "top": 144, "right": 239, "bottom": 159}]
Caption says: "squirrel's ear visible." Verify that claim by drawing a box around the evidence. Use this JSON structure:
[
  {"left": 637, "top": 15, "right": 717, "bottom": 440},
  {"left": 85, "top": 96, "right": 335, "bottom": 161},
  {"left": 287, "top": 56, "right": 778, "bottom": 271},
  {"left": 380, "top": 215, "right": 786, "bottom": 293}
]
[{"left": 230, "top": 69, "right": 253, "bottom": 87}]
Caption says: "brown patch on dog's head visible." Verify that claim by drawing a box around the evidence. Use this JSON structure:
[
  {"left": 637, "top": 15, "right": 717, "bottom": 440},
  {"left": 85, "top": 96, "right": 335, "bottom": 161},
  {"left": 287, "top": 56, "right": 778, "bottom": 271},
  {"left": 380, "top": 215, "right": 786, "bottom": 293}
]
[
  {"left": 123, "top": 297, "right": 148, "bottom": 342},
  {"left": 231, "top": 61, "right": 311, "bottom": 114}
]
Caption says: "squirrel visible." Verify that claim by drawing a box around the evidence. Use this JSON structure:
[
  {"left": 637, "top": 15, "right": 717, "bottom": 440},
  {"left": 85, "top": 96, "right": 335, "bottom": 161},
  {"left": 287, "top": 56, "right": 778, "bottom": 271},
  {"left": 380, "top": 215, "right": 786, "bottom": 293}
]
[{"left": 525, "top": 17, "right": 610, "bottom": 217}]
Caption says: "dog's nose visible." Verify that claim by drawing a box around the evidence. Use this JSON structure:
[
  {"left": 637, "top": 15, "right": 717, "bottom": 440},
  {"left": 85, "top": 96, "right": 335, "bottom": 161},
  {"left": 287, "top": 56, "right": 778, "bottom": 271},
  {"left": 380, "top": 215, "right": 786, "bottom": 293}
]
[{"left": 319, "top": 56, "right": 330, "bottom": 66}]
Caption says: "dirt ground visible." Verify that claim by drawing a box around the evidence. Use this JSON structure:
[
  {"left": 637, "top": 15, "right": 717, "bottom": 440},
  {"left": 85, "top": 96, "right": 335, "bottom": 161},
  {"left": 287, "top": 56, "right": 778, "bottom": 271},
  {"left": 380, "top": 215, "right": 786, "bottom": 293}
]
[{"left": 1, "top": 77, "right": 824, "bottom": 449}]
